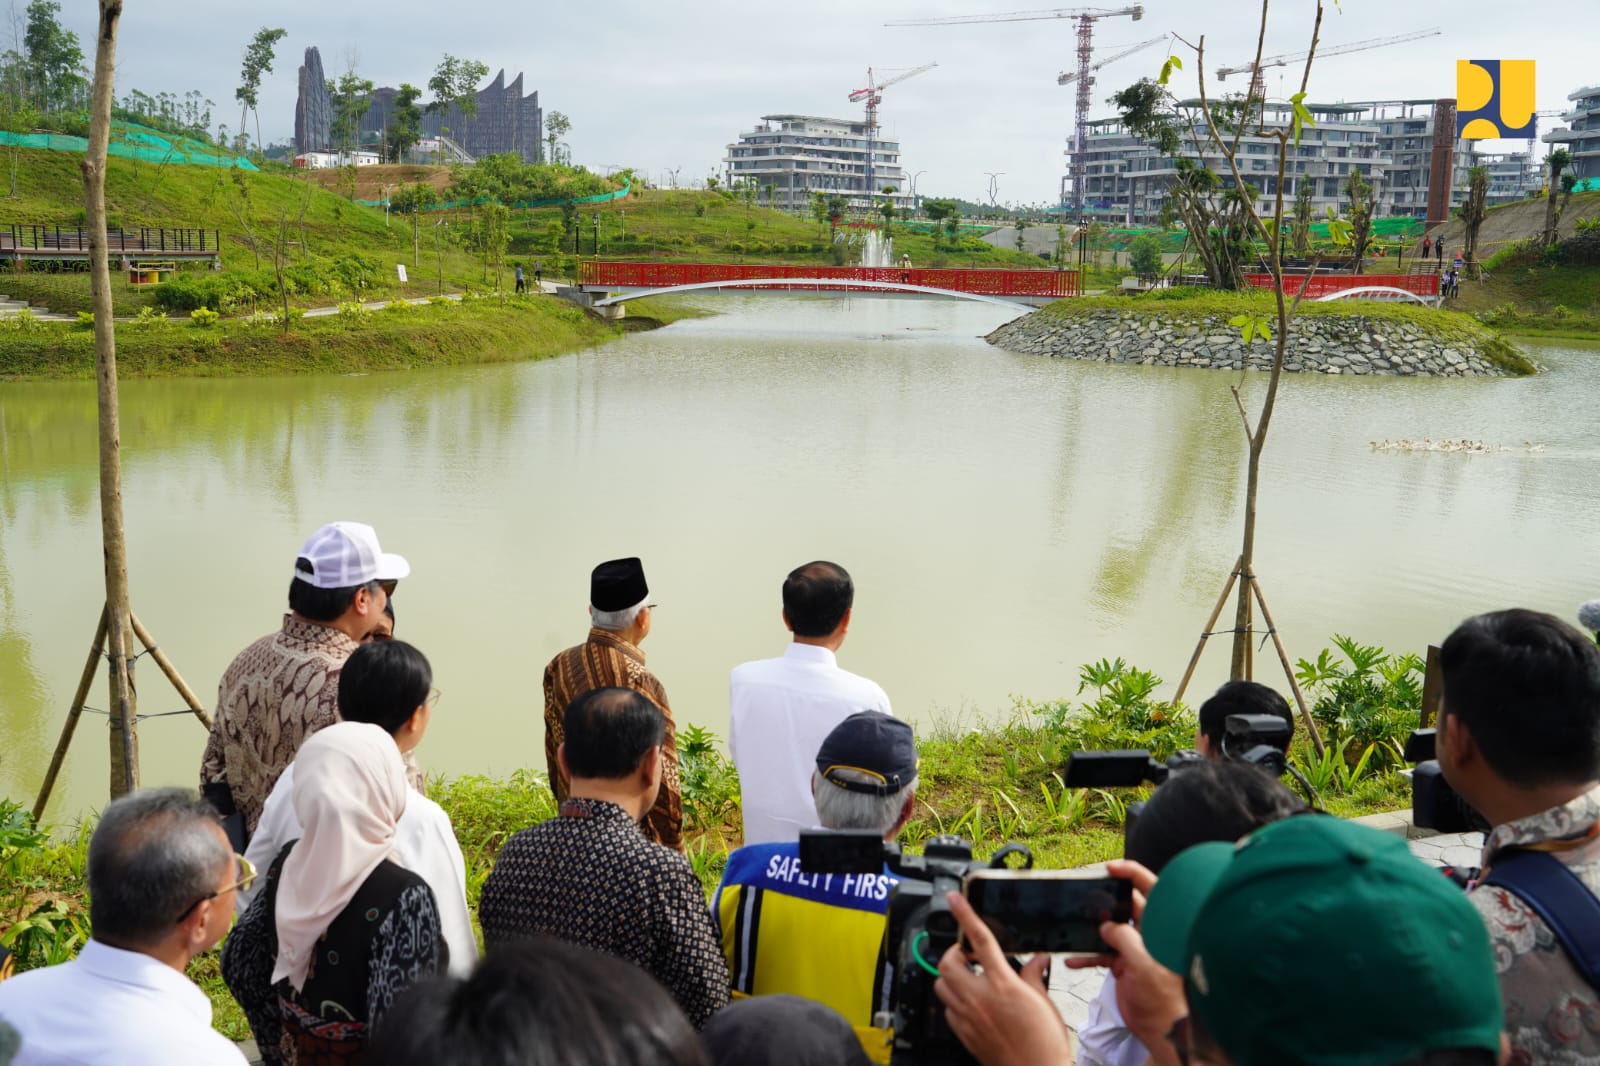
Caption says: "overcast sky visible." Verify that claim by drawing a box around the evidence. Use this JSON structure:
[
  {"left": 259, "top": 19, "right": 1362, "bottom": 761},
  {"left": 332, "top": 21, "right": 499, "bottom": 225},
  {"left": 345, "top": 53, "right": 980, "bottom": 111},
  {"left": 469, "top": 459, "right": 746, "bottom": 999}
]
[{"left": 73, "top": 0, "right": 1600, "bottom": 204}]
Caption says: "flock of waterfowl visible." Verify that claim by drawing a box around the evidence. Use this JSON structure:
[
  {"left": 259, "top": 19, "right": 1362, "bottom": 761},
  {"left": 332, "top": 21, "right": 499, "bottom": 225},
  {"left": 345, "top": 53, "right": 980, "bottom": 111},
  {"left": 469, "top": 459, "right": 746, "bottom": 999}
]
[{"left": 1369, "top": 438, "right": 1547, "bottom": 454}]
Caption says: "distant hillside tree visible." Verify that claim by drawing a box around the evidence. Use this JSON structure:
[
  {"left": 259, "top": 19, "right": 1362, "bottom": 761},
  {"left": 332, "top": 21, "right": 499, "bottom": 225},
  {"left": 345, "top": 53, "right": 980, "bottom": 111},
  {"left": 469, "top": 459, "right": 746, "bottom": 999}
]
[
  {"left": 1543, "top": 148, "right": 1572, "bottom": 245},
  {"left": 235, "top": 26, "right": 286, "bottom": 154},
  {"left": 23, "top": 0, "right": 83, "bottom": 111},
  {"left": 428, "top": 54, "right": 489, "bottom": 124},
  {"left": 329, "top": 70, "right": 374, "bottom": 160},
  {"left": 544, "top": 110, "right": 570, "bottom": 165},
  {"left": 387, "top": 83, "right": 423, "bottom": 163},
  {"left": 1461, "top": 165, "right": 1488, "bottom": 267}
]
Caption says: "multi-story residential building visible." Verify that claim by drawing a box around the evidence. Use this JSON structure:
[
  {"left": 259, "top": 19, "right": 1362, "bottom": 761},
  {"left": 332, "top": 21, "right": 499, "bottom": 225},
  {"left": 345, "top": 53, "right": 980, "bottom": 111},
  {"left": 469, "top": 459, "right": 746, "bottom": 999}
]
[
  {"left": 1543, "top": 85, "right": 1600, "bottom": 181},
  {"left": 1077, "top": 101, "right": 1393, "bottom": 226},
  {"left": 1475, "top": 151, "right": 1541, "bottom": 205},
  {"left": 724, "top": 114, "right": 911, "bottom": 211},
  {"left": 1075, "top": 97, "right": 1478, "bottom": 225}
]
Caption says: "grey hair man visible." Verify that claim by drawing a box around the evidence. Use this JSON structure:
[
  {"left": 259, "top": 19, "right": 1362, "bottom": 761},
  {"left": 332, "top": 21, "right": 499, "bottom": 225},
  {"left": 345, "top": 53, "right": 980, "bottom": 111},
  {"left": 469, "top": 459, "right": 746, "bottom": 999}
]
[
  {"left": 542, "top": 557, "right": 683, "bottom": 851},
  {"left": 712, "top": 711, "right": 919, "bottom": 1064},
  {"left": 0, "top": 789, "right": 250, "bottom": 1065}
]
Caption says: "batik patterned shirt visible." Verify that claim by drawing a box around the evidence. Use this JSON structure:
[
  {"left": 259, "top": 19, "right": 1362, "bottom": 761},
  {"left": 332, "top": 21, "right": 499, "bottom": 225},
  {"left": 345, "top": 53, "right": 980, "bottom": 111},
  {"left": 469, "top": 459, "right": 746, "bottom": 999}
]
[
  {"left": 478, "top": 797, "right": 728, "bottom": 1027},
  {"left": 1471, "top": 784, "right": 1600, "bottom": 1066},
  {"left": 201, "top": 615, "right": 359, "bottom": 834},
  {"left": 543, "top": 629, "right": 683, "bottom": 851}
]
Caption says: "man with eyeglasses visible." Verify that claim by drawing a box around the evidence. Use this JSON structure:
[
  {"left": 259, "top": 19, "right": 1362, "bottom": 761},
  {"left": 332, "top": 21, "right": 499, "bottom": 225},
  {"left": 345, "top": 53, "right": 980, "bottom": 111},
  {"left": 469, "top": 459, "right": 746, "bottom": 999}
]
[
  {"left": 0, "top": 789, "right": 251, "bottom": 1064},
  {"left": 200, "top": 521, "right": 410, "bottom": 841}
]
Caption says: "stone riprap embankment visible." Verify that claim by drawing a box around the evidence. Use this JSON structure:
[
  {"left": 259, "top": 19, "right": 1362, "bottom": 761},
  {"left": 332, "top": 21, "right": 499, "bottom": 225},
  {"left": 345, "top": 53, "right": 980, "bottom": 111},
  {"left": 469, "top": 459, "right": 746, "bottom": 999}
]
[{"left": 987, "top": 308, "right": 1522, "bottom": 377}]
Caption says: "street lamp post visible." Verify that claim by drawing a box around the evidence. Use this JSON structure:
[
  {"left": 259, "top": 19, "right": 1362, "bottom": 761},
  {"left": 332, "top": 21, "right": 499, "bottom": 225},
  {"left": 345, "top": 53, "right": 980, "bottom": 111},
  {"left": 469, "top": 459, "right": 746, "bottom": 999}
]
[
  {"left": 985, "top": 172, "right": 1005, "bottom": 211},
  {"left": 910, "top": 170, "right": 927, "bottom": 216},
  {"left": 592, "top": 213, "right": 600, "bottom": 256},
  {"left": 383, "top": 182, "right": 396, "bottom": 228}
]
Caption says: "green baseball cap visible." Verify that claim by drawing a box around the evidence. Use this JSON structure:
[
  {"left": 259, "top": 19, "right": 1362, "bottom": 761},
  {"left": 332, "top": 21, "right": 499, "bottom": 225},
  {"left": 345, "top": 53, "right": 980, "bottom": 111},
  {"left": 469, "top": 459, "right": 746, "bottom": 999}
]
[{"left": 1141, "top": 815, "right": 1502, "bottom": 1066}]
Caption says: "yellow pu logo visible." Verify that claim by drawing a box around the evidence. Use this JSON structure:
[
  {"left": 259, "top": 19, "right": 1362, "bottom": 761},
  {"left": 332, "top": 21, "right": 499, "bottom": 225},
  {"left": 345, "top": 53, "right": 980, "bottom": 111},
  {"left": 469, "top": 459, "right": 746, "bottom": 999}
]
[{"left": 1457, "top": 60, "right": 1536, "bottom": 139}]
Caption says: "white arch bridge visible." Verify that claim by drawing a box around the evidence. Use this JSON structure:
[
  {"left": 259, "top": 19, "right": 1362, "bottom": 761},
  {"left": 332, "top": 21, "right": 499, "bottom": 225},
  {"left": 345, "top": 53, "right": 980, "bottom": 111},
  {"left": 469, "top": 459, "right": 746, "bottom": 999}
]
[{"left": 576, "top": 262, "right": 1078, "bottom": 310}]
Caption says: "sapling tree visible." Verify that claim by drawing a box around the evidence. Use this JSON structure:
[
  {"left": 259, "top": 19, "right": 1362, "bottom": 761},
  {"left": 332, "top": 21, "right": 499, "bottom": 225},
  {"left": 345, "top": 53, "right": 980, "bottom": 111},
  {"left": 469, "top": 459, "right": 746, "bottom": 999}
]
[
  {"left": 1158, "top": 0, "right": 1348, "bottom": 684},
  {"left": 1342, "top": 165, "right": 1374, "bottom": 273},
  {"left": 544, "top": 110, "right": 570, "bottom": 166},
  {"left": 1542, "top": 148, "right": 1572, "bottom": 245}
]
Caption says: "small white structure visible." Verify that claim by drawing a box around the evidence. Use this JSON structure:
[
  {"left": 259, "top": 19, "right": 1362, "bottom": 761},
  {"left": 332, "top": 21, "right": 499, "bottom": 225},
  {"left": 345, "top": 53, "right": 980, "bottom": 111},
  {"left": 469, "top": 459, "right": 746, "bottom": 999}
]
[{"left": 293, "top": 150, "right": 382, "bottom": 169}]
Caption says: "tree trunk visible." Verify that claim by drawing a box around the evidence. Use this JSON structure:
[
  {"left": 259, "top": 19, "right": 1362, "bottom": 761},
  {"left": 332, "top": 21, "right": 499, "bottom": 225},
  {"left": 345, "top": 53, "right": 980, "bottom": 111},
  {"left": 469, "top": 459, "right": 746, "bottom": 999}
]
[
  {"left": 83, "top": 0, "right": 138, "bottom": 798},
  {"left": 1544, "top": 169, "right": 1561, "bottom": 244},
  {"left": 1230, "top": 440, "right": 1263, "bottom": 677}
]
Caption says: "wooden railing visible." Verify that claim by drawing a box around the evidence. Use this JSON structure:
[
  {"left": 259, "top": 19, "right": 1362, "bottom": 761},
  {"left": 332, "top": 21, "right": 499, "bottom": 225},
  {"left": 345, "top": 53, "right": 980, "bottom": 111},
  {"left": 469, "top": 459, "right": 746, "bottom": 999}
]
[{"left": 0, "top": 224, "right": 221, "bottom": 254}]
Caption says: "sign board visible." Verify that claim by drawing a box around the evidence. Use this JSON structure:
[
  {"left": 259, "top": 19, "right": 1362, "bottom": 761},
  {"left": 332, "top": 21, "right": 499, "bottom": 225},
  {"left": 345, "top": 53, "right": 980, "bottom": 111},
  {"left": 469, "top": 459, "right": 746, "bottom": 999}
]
[{"left": 396, "top": 264, "right": 408, "bottom": 283}]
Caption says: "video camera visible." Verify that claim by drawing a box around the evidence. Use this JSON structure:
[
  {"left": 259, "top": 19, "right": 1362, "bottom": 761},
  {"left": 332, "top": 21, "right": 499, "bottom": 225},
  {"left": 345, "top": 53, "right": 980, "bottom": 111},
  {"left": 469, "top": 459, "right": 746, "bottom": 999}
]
[
  {"left": 799, "top": 831, "right": 1130, "bottom": 1066},
  {"left": 1403, "top": 729, "right": 1489, "bottom": 834},
  {"left": 799, "top": 831, "right": 1024, "bottom": 1066},
  {"left": 1061, "top": 714, "right": 1297, "bottom": 832}
]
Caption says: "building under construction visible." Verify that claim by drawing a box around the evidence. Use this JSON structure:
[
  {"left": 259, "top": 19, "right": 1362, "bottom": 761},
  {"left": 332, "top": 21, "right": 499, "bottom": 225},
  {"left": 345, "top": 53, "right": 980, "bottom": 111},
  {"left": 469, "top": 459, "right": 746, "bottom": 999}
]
[
  {"left": 723, "top": 115, "right": 912, "bottom": 211},
  {"left": 1077, "top": 97, "right": 1508, "bottom": 227}
]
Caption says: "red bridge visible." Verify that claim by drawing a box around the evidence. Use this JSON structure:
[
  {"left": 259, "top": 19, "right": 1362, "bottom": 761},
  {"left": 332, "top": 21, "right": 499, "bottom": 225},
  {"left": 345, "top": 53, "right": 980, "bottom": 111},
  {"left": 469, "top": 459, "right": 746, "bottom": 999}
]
[
  {"left": 577, "top": 261, "right": 1078, "bottom": 307},
  {"left": 1241, "top": 272, "right": 1439, "bottom": 300}
]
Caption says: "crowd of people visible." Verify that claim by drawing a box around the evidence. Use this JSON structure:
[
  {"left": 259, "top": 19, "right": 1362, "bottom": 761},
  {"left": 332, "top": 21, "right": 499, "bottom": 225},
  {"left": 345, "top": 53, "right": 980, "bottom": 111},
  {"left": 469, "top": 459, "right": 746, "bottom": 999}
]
[{"left": 0, "top": 519, "right": 1598, "bottom": 1066}]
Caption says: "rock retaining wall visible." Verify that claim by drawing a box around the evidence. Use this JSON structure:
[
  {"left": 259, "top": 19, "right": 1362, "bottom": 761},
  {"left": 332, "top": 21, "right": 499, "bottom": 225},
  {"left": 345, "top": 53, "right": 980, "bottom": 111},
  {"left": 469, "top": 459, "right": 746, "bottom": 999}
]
[{"left": 987, "top": 310, "right": 1513, "bottom": 377}]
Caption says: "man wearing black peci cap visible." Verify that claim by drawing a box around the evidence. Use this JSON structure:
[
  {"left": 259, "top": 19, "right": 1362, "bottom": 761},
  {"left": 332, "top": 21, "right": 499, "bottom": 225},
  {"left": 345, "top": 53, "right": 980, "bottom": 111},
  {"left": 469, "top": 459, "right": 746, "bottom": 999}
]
[
  {"left": 543, "top": 557, "right": 682, "bottom": 851},
  {"left": 712, "top": 711, "right": 919, "bottom": 1065}
]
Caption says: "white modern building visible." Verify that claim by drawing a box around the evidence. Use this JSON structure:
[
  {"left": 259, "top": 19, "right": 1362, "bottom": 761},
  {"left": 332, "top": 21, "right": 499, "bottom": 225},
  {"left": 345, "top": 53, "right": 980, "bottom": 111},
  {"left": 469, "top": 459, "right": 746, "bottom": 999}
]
[
  {"left": 724, "top": 114, "right": 912, "bottom": 211},
  {"left": 1076, "top": 97, "right": 1480, "bottom": 225},
  {"left": 1543, "top": 85, "right": 1600, "bottom": 181},
  {"left": 1475, "top": 151, "right": 1541, "bottom": 205}
]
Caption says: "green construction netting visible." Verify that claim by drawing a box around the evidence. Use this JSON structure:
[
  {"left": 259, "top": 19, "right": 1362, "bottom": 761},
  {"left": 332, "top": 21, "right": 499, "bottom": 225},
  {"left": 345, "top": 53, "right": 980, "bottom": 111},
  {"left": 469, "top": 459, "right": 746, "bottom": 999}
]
[
  {"left": 357, "top": 178, "right": 631, "bottom": 210},
  {"left": 0, "top": 121, "right": 257, "bottom": 169}
]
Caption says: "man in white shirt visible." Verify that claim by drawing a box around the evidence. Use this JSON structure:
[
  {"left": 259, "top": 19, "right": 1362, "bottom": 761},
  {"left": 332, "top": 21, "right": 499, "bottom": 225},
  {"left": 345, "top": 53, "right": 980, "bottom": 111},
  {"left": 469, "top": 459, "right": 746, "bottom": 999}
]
[
  {"left": 240, "top": 639, "right": 477, "bottom": 974},
  {"left": 730, "top": 560, "right": 892, "bottom": 844},
  {"left": 0, "top": 789, "right": 250, "bottom": 1065}
]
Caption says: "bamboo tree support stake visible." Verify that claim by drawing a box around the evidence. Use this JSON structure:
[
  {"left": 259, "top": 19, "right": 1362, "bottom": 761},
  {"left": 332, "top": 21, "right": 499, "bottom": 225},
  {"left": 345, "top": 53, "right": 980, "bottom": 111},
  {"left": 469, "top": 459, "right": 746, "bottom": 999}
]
[
  {"left": 32, "top": 607, "right": 109, "bottom": 821},
  {"left": 1173, "top": 555, "right": 1243, "bottom": 707},
  {"left": 1247, "top": 568, "right": 1325, "bottom": 758},
  {"left": 130, "top": 613, "right": 211, "bottom": 728},
  {"left": 84, "top": 0, "right": 137, "bottom": 799}
]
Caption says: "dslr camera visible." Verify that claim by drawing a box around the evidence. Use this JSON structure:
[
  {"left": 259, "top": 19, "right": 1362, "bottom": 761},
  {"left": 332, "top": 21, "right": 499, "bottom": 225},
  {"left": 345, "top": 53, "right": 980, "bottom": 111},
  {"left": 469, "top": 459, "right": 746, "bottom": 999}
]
[
  {"left": 1061, "top": 714, "right": 1296, "bottom": 832},
  {"left": 800, "top": 831, "right": 1131, "bottom": 1066},
  {"left": 1404, "top": 729, "right": 1489, "bottom": 834}
]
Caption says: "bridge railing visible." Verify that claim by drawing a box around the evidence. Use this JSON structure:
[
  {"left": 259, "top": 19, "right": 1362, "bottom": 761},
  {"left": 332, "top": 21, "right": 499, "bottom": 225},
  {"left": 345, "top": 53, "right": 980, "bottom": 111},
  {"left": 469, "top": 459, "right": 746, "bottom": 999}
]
[
  {"left": 579, "top": 261, "right": 1078, "bottom": 299},
  {"left": 0, "top": 223, "right": 221, "bottom": 255},
  {"left": 1240, "top": 272, "right": 1438, "bottom": 299}
]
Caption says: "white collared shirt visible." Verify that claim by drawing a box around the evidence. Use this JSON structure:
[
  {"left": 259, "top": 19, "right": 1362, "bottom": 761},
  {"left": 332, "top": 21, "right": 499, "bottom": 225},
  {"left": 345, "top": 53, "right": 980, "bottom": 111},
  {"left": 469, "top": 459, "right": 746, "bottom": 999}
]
[
  {"left": 0, "top": 939, "right": 248, "bottom": 1065},
  {"left": 241, "top": 762, "right": 479, "bottom": 976},
  {"left": 729, "top": 642, "right": 892, "bottom": 845}
]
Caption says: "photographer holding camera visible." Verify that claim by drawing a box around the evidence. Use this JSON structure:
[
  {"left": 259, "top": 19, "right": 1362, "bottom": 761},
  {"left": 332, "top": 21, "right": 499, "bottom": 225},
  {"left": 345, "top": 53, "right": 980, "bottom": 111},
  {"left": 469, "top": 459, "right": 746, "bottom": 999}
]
[
  {"left": 1437, "top": 609, "right": 1600, "bottom": 1064},
  {"left": 1076, "top": 762, "right": 1305, "bottom": 1066},
  {"left": 1194, "top": 682, "right": 1294, "bottom": 760}
]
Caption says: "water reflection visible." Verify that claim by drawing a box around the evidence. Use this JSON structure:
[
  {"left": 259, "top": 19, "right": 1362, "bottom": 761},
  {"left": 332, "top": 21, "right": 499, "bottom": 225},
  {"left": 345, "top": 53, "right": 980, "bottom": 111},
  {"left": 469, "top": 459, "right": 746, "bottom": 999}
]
[{"left": 1, "top": 299, "right": 1595, "bottom": 819}]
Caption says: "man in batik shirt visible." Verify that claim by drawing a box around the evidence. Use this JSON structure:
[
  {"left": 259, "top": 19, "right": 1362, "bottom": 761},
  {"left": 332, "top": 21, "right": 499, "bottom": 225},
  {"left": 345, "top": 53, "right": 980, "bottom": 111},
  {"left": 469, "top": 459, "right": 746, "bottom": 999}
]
[
  {"left": 543, "top": 556, "right": 682, "bottom": 851},
  {"left": 1437, "top": 609, "right": 1600, "bottom": 1065},
  {"left": 201, "top": 521, "right": 408, "bottom": 836}
]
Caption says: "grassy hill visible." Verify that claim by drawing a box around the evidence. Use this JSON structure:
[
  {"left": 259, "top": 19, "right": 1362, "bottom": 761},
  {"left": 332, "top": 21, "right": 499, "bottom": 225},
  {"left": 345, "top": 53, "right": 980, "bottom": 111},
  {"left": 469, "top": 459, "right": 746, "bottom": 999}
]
[{"left": 0, "top": 151, "right": 1044, "bottom": 317}]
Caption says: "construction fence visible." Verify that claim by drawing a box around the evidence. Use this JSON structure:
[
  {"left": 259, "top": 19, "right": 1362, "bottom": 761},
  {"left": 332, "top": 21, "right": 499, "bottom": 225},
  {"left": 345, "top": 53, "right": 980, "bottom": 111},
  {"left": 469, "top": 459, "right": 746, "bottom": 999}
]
[{"left": 0, "top": 121, "right": 257, "bottom": 170}]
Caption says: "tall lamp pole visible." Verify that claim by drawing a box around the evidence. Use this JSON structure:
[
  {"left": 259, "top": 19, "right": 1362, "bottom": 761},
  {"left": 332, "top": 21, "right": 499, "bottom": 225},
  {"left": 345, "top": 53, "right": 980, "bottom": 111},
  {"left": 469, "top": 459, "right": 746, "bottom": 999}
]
[{"left": 910, "top": 170, "right": 927, "bottom": 216}]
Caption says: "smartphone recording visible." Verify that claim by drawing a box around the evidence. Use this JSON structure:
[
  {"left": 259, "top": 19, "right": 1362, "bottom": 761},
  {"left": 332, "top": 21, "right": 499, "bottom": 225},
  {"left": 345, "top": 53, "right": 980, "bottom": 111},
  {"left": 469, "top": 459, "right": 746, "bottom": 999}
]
[{"left": 962, "top": 870, "right": 1133, "bottom": 955}]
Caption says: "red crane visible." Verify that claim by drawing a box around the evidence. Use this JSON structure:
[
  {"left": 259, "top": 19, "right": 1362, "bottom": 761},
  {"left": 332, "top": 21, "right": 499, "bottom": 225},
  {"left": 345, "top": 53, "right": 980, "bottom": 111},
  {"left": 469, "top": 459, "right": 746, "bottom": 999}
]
[
  {"left": 848, "top": 62, "right": 938, "bottom": 207},
  {"left": 887, "top": 6, "right": 1145, "bottom": 218}
]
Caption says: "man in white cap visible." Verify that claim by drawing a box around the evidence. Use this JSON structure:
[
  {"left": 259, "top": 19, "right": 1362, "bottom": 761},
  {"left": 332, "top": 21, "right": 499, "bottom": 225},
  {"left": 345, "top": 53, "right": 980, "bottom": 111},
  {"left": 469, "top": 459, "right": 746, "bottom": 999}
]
[{"left": 200, "top": 521, "right": 409, "bottom": 839}]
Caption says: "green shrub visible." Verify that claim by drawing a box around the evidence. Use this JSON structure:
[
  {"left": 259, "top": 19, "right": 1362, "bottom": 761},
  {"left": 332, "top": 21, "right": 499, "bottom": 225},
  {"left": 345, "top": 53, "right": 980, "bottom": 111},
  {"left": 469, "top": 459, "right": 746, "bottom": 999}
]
[
  {"left": 134, "top": 305, "right": 169, "bottom": 329},
  {"left": 1129, "top": 234, "right": 1164, "bottom": 275},
  {"left": 1026, "top": 657, "right": 1195, "bottom": 759},
  {"left": 336, "top": 300, "right": 369, "bottom": 323},
  {"left": 189, "top": 307, "right": 220, "bottom": 328},
  {"left": 3, "top": 308, "right": 40, "bottom": 332},
  {"left": 1294, "top": 635, "right": 1421, "bottom": 769},
  {"left": 74, "top": 311, "right": 93, "bottom": 329}
]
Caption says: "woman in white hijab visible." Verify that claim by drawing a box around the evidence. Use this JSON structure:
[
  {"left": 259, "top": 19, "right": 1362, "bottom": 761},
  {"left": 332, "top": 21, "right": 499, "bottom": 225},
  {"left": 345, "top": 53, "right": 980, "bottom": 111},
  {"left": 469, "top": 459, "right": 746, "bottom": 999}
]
[{"left": 223, "top": 721, "right": 445, "bottom": 1065}]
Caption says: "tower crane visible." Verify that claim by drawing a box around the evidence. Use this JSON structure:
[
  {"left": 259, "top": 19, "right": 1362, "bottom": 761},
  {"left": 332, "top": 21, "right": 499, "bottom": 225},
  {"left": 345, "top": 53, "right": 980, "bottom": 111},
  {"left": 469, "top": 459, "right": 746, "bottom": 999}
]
[
  {"left": 1057, "top": 35, "right": 1167, "bottom": 85},
  {"left": 848, "top": 62, "right": 937, "bottom": 206},
  {"left": 1528, "top": 110, "right": 1563, "bottom": 159},
  {"left": 887, "top": 6, "right": 1144, "bottom": 220},
  {"left": 1216, "top": 28, "right": 1440, "bottom": 101}
]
